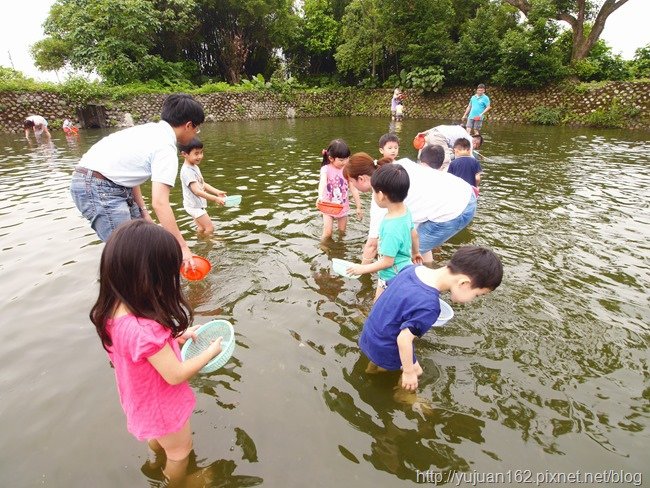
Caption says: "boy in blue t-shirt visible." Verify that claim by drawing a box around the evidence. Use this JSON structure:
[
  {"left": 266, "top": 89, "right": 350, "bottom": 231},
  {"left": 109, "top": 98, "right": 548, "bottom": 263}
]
[
  {"left": 449, "top": 138, "right": 482, "bottom": 195},
  {"left": 359, "top": 246, "right": 503, "bottom": 390},
  {"left": 348, "top": 162, "right": 422, "bottom": 301}
]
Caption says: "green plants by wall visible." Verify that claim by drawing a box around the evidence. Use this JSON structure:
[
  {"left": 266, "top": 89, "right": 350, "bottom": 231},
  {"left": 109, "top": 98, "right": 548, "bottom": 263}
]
[
  {"left": 527, "top": 106, "right": 566, "bottom": 125},
  {"left": 585, "top": 98, "right": 641, "bottom": 128}
]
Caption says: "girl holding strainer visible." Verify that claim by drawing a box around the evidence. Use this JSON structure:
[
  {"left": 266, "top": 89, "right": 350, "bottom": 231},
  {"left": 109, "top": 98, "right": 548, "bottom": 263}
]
[{"left": 90, "top": 220, "right": 222, "bottom": 485}]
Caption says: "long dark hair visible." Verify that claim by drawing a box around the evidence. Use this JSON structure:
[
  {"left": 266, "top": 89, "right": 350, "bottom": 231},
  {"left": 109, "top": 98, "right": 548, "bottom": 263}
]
[
  {"left": 90, "top": 220, "right": 193, "bottom": 351},
  {"left": 321, "top": 139, "right": 351, "bottom": 167}
]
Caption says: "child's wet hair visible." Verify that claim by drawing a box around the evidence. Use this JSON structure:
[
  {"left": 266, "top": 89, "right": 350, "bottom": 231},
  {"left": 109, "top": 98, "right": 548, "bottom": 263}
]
[
  {"left": 321, "top": 139, "right": 351, "bottom": 167},
  {"left": 23, "top": 119, "right": 35, "bottom": 129},
  {"left": 90, "top": 220, "right": 193, "bottom": 351},
  {"left": 448, "top": 246, "right": 503, "bottom": 290},
  {"left": 378, "top": 133, "right": 400, "bottom": 149},
  {"left": 179, "top": 137, "right": 204, "bottom": 154},
  {"left": 370, "top": 162, "right": 410, "bottom": 203},
  {"left": 472, "top": 134, "right": 484, "bottom": 148},
  {"left": 419, "top": 145, "right": 445, "bottom": 169}
]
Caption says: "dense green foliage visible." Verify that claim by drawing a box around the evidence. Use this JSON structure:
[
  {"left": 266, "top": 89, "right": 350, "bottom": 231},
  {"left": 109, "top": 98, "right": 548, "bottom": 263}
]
[{"left": 17, "top": 0, "right": 650, "bottom": 90}]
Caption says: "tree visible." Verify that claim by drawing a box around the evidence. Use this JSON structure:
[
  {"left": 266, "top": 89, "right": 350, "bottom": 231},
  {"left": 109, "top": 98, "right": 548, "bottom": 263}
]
[
  {"left": 285, "top": 0, "right": 340, "bottom": 76},
  {"left": 493, "top": 26, "right": 567, "bottom": 88},
  {"left": 502, "top": 0, "right": 631, "bottom": 63},
  {"left": 630, "top": 44, "right": 650, "bottom": 79},
  {"left": 450, "top": 2, "right": 518, "bottom": 84},
  {"left": 335, "top": 0, "right": 383, "bottom": 79},
  {"left": 192, "top": 0, "right": 296, "bottom": 84},
  {"left": 33, "top": 0, "right": 198, "bottom": 84}
]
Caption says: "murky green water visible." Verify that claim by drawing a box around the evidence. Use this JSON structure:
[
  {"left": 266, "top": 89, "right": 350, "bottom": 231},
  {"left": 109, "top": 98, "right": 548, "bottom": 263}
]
[{"left": 1, "top": 118, "right": 648, "bottom": 487}]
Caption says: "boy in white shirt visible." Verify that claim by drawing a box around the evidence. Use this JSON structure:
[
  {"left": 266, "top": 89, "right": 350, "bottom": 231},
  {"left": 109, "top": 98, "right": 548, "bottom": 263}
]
[{"left": 179, "top": 138, "right": 226, "bottom": 233}]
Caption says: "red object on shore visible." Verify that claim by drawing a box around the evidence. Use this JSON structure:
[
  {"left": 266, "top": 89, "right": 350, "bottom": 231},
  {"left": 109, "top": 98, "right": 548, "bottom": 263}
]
[
  {"left": 413, "top": 134, "right": 425, "bottom": 150},
  {"left": 317, "top": 201, "right": 344, "bottom": 216},
  {"left": 181, "top": 255, "right": 212, "bottom": 281}
]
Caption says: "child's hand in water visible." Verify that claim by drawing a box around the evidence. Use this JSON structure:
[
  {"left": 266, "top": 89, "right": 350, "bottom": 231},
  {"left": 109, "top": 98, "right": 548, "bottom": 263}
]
[
  {"left": 207, "top": 337, "right": 223, "bottom": 358},
  {"left": 400, "top": 370, "right": 419, "bottom": 391},
  {"left": 356, "top": 207, "right": 364, "bottom": 220}
]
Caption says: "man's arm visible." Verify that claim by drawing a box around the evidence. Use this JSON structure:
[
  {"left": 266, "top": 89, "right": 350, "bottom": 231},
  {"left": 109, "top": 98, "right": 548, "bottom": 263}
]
[
  {"left": 151, "top": 182, "right": 192, "bottom": 261},
  {"left": 132, "top": 185, "right": 153, "bottom": 222},
  {"left": 462, "top": 101, "right": 472, "bottom": 119}
]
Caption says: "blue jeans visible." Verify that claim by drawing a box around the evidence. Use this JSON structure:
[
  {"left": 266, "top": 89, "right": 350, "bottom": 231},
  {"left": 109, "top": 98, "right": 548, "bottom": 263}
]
[
  {"left": 417, "top": 193, "right": 477, "bottom": 252},
  {"left": 70, "top": 170, "right": 142, "bottom": 242}
]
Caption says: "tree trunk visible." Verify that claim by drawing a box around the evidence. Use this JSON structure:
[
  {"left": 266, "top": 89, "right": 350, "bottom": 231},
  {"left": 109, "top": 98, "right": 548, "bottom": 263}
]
[{"left": 502, "top": 0, "right": 631, "bottom": 62}]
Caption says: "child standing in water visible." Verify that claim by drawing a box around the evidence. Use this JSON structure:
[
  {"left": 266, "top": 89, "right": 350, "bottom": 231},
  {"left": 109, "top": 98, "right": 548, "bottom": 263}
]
[
  {"left": 179, "top": 138, "right": 227, "bottom": 233},
  {"left": 317, "top": 139, "right": 362, "bottom": 240},
  {"left": 360, "top": 246, "right": 503, "bottom": 390},
  {"left": 91, "top": 220, "right": 223, "bottom": 486},
  {"left": 347, "top": 162, "right": 422, "bottom": 300}
]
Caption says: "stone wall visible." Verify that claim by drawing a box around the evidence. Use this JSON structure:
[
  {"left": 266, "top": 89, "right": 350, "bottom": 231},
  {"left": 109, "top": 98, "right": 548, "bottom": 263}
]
[{"left": 1, "top": 81, "right": 648, "bottom": 133}]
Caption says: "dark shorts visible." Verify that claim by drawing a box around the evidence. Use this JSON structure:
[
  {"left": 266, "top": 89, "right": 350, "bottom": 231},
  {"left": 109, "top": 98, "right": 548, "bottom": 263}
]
[{"left": 467, "top": 118, "right": 483, "bottom": 130}]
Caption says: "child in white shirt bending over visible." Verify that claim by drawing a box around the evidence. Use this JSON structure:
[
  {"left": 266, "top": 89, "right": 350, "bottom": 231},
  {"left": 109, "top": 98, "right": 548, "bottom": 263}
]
[{"left": 179, "top": 138, "right": 226, "bottom": 233}]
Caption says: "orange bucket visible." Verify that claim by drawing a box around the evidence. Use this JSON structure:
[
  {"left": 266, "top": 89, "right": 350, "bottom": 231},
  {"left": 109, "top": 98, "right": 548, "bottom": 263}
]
[
  {"left": 317, "top": 201, "right": 344, "bottom": 216},
  {"left": 413, "top": 134, "right": 425, "bottom": 150},
  {"left": 181, "top": 255, "right": 212, "bottom": 281}
]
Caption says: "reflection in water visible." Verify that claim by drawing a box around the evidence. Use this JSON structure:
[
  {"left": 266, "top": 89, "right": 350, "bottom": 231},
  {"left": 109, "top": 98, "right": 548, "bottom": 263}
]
[
  {"left": 141, "top": 449, "right": 263, "bottom": 488},
  {"left": 326, "top": 356, "right": 484, "bottom": 481},
  {"left": 0, "top": 120, "right": 648, "bottom": 486}
]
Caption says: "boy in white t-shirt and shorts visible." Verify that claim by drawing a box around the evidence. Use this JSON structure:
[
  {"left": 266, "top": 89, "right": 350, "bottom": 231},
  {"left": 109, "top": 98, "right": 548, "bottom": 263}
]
[{"left": 179, "top": 138, "right": 226, "bottom": 233}]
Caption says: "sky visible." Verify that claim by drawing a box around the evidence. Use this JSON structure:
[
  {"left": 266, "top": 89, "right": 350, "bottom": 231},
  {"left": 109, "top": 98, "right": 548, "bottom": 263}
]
[{"left": 1, "top": 0, "right": 649, "bottom": 82}]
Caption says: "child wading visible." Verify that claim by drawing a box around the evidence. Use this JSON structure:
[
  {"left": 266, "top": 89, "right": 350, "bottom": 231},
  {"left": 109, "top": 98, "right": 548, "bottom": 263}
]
[
  {"left": 347, "top": 162, "right": 422, "bottom": 301},
  {"left": 359, "top": 246, "right": 503, "bottom": 390},
  {"left": 317, "top": 139, "right": 362, "bottom": 241},
  {"left": 91, "top": 220, "right": 223, "bottom": 485},
  {"left": 179, "top": 138, "right": 227, "bottom": 233}
]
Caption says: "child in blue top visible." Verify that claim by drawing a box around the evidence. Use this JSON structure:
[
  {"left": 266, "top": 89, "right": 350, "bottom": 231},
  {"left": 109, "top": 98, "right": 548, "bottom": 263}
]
[
  {"left": 359, "top": 246, "right": 503, "bottom": 390},
  {"left": 348, "top": 162, "right": 422, "bottom": 301},
  {"left": 448, "top": 137, "right": 482, "bottom": 195}
]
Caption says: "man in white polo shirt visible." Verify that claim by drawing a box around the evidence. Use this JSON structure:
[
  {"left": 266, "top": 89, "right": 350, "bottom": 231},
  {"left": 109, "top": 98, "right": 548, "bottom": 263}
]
[{"left": 70, "top": 93, "right": 203, "bottom": 264}]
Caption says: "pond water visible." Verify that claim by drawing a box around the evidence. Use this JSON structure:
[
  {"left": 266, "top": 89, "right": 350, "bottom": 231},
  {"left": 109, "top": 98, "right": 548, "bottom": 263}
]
[{"left": 0, "top": 117, "right": 648, "bottom": 487}]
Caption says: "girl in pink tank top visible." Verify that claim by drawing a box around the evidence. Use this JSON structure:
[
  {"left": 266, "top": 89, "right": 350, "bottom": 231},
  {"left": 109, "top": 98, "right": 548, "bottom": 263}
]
[
  {"left": 90, "top": 220, "right": 223, "bottom": 485},
  {"left": 317, "top": 139, "right": 362, "bottom": 241}
]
